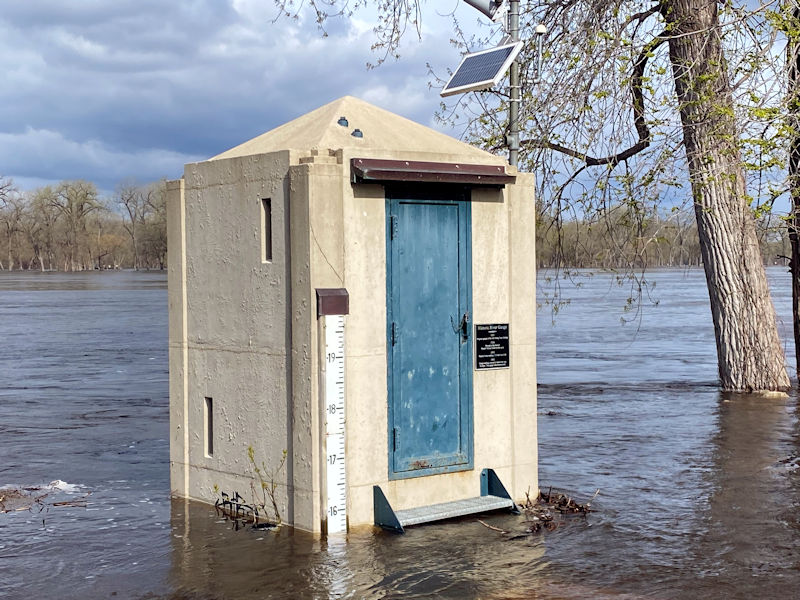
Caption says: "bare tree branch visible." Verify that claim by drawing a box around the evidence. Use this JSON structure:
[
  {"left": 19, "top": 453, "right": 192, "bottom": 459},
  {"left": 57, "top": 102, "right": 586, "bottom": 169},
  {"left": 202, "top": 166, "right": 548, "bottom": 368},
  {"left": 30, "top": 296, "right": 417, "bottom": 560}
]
[{"left": 521, "top": 32, "right": 668, "bottom": 168}]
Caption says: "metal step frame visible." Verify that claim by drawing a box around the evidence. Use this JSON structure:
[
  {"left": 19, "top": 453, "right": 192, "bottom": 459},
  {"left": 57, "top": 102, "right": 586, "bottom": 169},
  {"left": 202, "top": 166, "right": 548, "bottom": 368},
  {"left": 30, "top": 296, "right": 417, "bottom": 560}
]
[{"left": 373, "top": 468, "right": 518, "bottom": 533}]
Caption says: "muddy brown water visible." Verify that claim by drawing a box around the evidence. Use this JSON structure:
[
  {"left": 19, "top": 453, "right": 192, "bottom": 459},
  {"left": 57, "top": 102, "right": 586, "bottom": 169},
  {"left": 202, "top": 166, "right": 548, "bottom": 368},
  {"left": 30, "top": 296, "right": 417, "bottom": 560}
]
[{"left": 0, "top": 269, "right": 798, "bottom": 599}]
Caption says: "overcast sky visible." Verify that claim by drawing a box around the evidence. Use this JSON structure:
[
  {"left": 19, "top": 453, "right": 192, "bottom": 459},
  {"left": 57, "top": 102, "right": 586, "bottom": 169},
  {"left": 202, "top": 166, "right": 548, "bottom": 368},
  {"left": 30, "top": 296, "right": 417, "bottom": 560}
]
[{"left": 0, "top": 1, "right": 489, "bottom": 195}]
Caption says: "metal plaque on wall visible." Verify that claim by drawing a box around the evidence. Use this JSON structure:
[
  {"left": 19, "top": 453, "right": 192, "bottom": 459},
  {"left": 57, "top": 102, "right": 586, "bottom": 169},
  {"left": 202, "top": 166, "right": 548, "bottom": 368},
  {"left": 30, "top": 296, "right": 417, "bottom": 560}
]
[{"left": 475, "top": 324, "right": 510, "bottom": 369}]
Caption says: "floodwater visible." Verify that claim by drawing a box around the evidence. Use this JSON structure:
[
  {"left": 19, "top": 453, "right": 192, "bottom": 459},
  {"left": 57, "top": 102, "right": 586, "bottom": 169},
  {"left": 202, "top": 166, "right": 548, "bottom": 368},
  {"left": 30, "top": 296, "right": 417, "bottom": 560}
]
[{"left": 0, "top": 268, "right": 798, "bottom": 599}]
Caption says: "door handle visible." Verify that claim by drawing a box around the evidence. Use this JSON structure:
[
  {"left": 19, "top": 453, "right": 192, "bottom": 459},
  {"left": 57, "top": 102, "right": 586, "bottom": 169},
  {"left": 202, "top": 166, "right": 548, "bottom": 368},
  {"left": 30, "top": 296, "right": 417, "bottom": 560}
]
[
  {"left": 459, "top": 311, "right": 470, "bottom": 343},
  {"left": 451, "top": 312, "right": 470, "bottom": 343}
]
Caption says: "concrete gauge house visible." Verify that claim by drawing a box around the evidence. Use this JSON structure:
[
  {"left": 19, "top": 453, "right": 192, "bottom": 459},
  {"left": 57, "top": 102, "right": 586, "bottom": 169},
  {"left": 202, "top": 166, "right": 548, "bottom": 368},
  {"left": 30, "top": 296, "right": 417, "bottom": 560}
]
[{"left": 167, "top": 96, "right": 537, "bottom": 534}]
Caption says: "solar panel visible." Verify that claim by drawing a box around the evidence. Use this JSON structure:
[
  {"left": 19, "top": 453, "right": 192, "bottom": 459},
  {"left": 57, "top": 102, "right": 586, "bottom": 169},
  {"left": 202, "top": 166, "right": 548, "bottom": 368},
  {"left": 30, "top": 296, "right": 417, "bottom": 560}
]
[{"left": 440, "top": 41, "right": 523, "bottom": 97}]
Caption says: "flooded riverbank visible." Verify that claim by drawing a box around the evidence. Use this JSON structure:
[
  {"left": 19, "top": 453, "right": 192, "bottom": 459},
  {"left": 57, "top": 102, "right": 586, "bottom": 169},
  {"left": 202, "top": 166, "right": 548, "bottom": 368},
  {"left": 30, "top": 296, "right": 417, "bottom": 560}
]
[{"left": 0, "top": 268, "right": 798, "bottom": 598}]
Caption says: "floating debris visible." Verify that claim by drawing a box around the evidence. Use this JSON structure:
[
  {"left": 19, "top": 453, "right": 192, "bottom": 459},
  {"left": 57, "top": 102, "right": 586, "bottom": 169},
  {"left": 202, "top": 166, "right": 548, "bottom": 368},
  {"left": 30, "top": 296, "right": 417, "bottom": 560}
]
[
  {"left": 477, "top": 487, "right": 598, "bottom": 538},
  {"left": 535, "top": 486, "right": 598, "bottom": 515},
  {"left": 777, "top": 455, "right": 799, "bottom": 472},
  {"left": 1, "top": 481, "right": 90, "bottom": 514},
  {"left": 0, "top": 487, "right": 43, "bottom": 512},
  {"left": 214, "top": 490, "right": 278, "bottom": 531}
]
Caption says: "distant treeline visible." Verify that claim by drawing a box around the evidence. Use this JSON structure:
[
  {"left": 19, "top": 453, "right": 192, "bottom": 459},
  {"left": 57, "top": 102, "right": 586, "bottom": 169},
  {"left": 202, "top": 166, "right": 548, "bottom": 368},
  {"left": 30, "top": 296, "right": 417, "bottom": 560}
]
[
  {"left": 2, "top": 176, "right": 790, "bottom": 273},
  {"left": 0, "top": 178, "right": 166, "bottom": 272},
  {"left": 536, "top": 207, "right": 789, "bottom": 270}
]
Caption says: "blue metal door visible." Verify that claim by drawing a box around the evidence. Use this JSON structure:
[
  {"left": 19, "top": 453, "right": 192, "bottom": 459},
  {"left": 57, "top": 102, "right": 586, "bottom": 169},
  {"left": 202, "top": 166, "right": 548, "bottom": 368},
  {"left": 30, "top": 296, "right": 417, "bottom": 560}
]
[{"left": 386, "top": 190, "right": 473, "bottom": 479}]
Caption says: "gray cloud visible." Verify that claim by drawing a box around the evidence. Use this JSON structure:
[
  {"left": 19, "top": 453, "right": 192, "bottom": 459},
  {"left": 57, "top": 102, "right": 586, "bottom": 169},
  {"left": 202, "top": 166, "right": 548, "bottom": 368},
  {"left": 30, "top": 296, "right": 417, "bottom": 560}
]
[{"left": 0, "top": 1, "right": 484, "bottom": 193}]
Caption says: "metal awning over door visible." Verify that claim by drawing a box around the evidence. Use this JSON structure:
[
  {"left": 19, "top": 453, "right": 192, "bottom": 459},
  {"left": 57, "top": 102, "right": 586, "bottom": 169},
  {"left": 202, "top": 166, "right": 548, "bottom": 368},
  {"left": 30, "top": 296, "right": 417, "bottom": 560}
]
[{"left": 351, "top": 158, "right": 515, "bottom": 187}]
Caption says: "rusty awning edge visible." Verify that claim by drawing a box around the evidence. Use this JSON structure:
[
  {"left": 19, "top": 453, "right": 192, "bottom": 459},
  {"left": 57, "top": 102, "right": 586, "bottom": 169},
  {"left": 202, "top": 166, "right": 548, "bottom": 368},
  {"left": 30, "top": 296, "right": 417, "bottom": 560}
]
[{"left": 351, "top": 158, "right": 515, "bottom": 187}]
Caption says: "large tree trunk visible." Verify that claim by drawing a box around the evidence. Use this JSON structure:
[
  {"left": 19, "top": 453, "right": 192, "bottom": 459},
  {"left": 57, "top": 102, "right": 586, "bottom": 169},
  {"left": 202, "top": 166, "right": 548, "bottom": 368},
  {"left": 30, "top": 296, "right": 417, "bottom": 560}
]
[
  {"left": 664, "top": 0, "right": 789, "bottom": 391},
  {"left": 788, "top": 1, "right": 800, "bottom": 381}
]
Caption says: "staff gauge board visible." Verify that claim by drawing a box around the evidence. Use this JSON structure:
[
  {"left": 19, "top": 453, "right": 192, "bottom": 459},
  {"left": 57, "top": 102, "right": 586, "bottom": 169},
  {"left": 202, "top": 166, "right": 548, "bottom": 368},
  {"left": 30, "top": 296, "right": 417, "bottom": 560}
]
[{"left": 323, "top": 314, "right": 347, "bottom": 534}]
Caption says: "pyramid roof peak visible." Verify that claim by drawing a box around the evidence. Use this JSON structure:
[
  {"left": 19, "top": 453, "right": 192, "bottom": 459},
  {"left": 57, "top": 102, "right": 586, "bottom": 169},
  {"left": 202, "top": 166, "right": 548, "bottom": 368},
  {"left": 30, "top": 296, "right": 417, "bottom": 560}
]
[{"left": 210, "top": 96, "right": 501, "bottom": 162}]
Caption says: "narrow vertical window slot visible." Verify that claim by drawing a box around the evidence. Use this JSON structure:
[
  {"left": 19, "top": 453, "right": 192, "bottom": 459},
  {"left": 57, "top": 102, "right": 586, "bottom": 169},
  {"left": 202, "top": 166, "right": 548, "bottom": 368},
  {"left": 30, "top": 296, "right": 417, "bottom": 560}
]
[
  {"left": 262, "top": 198, "right": 273, "bottom": 262},
  {"left": 204, "top": 396, "right": 214, "bottom": 457}
]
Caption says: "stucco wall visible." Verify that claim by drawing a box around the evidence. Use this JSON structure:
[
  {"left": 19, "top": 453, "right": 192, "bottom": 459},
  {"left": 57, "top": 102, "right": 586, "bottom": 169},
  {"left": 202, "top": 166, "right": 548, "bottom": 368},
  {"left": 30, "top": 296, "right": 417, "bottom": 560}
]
[
  {"left": 507, "top": 174, "right": 538, "bottom": 498},
  {"left": 170, "top": 151, "right": 296, "bottom": 523},
  {"left": 167, "top": 178, "right": 187, "bottom": 497}
]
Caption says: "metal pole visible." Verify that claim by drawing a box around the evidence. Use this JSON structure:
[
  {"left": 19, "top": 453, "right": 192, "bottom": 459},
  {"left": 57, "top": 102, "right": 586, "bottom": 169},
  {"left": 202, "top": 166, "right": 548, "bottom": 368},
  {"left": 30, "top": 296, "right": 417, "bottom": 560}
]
[{"left": 509, "top": 0, "right": 520, "bottom": 167}]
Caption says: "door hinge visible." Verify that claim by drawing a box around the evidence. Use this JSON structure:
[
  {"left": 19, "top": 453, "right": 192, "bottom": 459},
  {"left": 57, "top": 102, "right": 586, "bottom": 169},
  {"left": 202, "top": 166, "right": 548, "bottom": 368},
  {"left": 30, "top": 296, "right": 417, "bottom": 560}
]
[
  {"left": 391, "top": 322, "right": 397, "bottom": 346},
  {"left": 390, "top": 215, "right": 398, "bottom": 240},
  {"left": 392, "top": 428, "right": 398, "bottom": 451}
]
